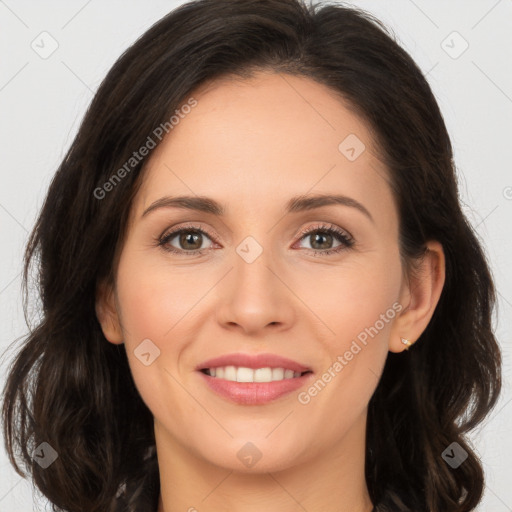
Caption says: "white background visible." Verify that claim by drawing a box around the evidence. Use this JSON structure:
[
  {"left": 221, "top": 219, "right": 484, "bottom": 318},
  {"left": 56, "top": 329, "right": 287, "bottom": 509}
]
[{"left": 0, "top": 1, "right": 511, "bottom": 510}]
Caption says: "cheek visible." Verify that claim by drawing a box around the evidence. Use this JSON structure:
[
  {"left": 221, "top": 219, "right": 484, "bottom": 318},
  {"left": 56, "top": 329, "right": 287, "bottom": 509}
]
[
  {"left": 293, "top": 251, "right": 401, "bottom": 407},
  {"left": 292, "top": 253, "right": 402, "bottom": 345},
  {"left": 112, "top": 253, "right": 205, "bottom": 414},
  {"left": 116, "top": 250, "right": 207, "bottom": 342}
]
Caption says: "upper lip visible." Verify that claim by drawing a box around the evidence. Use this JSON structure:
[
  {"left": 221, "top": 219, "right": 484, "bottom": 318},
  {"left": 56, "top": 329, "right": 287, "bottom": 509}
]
[{"left": 195, "top": 353, "right": 312, "bottom": 373}]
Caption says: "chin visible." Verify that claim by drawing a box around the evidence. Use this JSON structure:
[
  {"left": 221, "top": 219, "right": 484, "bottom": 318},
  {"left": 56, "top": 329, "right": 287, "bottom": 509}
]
[{"left": 198, "top": 438, "right": 308, "bottom": 474}]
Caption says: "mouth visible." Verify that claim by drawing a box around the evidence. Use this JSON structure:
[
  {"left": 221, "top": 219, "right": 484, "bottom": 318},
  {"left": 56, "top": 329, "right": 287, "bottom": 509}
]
[{"left": 194, "top": 353, "right": 314, "bottom": 404}]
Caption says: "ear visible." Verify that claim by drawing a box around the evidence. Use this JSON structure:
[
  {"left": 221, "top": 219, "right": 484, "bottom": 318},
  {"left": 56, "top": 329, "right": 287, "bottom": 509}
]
[
  {"left": 95, "top": 279, "right": 124, "bottom": 344},
  {"left": 389, "top": 240, "right": 446, "bottom": 353}
]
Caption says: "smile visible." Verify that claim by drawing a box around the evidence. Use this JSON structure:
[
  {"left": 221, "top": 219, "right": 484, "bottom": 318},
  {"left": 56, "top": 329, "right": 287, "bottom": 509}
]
[{"left": 200, "top": 366, "right": 312, "bottom": 382}]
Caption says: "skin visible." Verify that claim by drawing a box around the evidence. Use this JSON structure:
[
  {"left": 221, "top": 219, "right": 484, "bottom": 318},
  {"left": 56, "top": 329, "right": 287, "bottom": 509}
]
[{"left": 96, "top": 70, "right": 445, "bottom": 512}]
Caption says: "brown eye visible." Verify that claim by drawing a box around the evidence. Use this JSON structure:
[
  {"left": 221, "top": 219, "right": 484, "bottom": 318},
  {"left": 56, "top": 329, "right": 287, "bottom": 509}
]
[
  {"left": 308, "top": 231, "right": 335, "bottom": 250},
  {"left": 177, "top": 231, "right": 204, "bottom": 250},
  {"left": 158, "top": 226, "right": 215, "bottom": 255},
  {"left": 295, "top": 224, "right": 354, "bottom": 256}
]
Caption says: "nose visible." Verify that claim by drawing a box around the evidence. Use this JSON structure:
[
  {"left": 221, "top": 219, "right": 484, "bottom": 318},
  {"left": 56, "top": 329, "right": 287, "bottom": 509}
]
[{"left": 215, "top": 241, "right": 296, "bottom": 336}]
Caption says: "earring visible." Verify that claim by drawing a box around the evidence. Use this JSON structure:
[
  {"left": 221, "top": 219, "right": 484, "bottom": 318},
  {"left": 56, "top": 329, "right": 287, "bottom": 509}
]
[{"left": 401, "top": 337, "right": 413, "bottom": 350}]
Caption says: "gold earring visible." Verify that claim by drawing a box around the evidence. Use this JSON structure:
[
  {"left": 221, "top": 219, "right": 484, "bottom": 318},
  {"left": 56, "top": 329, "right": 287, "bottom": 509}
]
[{"left": 400, "top": 337, "right": 413, "bottom": 350}]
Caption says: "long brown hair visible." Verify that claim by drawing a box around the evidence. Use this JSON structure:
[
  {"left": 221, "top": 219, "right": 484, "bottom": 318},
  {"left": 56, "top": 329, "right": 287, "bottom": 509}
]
[{"left": 1, "top": 1, "right": 501, "bottom": 511}]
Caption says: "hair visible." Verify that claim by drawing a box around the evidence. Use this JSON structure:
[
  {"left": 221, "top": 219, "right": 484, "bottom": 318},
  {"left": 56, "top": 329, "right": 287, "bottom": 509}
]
[{"left": 1, "top": 0, "right": 502, "bottom": 511}]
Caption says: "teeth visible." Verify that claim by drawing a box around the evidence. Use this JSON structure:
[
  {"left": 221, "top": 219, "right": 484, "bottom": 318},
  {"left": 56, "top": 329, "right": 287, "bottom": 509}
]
[
  {"left": 270, "top": 368, "right": 284, "bottom": 381},
  {"left": 284, "top": 369, "right": 295, "bottom": 379},
  {"left": 239, "top": 366, "right": 260, "bottom": 382},
  {"left": 205, "top": 366, "right": 304, "bottom": 383},
  {"left": 225, "top": 366, "right": 237, "bottom": 381}
]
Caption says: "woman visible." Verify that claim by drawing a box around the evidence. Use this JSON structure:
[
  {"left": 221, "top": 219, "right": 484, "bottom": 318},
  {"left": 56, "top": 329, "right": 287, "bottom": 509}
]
[{"left": 1, "top": 1, "right": 502, "bottom": 511}]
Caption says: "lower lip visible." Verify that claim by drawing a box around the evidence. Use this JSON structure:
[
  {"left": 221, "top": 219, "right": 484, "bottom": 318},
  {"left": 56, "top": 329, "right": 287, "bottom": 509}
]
[{"left": 197, "top": 371, "right": 314, "bottom": 405}]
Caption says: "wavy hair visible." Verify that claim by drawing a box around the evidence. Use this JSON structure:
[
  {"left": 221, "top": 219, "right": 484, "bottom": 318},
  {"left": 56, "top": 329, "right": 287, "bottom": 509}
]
[{"left": 1, "top": 1, "right": 502, "bottom": 511}]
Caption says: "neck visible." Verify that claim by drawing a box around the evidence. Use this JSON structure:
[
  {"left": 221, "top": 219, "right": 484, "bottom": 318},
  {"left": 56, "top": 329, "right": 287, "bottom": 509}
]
[{"left": 154, "top": 410, "right": 373, "bottom": 512}]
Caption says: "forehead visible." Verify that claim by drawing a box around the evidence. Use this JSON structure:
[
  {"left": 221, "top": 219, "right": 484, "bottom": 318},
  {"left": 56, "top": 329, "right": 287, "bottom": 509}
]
[{"left": 132, "top": 71, "right": 392, "bottom": 221}]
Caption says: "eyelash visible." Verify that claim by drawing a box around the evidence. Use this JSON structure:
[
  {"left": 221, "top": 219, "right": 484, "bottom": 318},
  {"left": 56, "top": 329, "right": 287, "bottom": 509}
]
[{"left": 156, "top": 222, "right": 355, "bottom": 257}]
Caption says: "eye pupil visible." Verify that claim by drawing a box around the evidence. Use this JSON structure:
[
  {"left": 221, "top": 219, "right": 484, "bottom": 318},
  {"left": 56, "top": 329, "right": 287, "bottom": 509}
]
[
  {"left": 180, "top": 231, "right": 202, "bottom": 250},
  {"left": 311, "top": 232, "right": 333, "bottom": 250}
]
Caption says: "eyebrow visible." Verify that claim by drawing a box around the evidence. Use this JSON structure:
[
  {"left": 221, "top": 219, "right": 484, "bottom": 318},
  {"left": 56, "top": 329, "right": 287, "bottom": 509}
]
[{"left": 141, "top": 193, "right": 374, "bottom": 224}]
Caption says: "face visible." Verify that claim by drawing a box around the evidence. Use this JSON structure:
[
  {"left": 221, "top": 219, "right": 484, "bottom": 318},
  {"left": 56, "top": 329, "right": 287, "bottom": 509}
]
[{"left": 98, "top": 71, "right": 412, "bottom": 473}]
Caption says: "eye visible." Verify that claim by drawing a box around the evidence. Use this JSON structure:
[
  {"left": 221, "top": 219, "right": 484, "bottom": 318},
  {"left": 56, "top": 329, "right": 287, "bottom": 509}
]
[
  {"left": 157, "top": 224, "right": 216, "bottom": 256},
  {"left": 294, "top": 223, "right": 354, "bottom": 256},
  {"left": 156, "top": 222, "right": 355, "bottom": 257}
]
